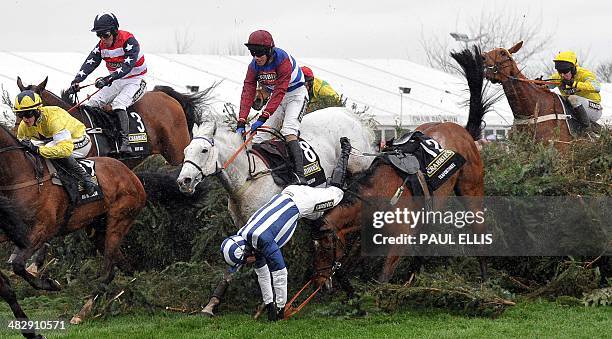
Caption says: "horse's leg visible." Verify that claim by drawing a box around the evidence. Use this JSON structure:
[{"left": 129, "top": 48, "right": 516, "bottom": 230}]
[
  {"left": 0, "top": 270, "right": 43, "bottom": 339},
  {"left": 26, "top": 243, "right": 50, "bottom": 277},
  {"left": 454, "top": 156, "right": 488, "bottom": 281},
  {"left": 379, "top": 255, "right": 401, "bottom": 283},
  {"left": 9, "top": 228, "right": 61, "bottom": 292},
  {"left": 71, "top": 210, "right": 135, "bottom": 324},
  {"left": 202, "top": 270, "right": 233, "bottom": 317}
]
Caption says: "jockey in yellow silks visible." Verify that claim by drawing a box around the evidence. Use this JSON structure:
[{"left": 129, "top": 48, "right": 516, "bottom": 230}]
[
  {"left": 15, "top": 90, "right": 96, "bottom": 195},
  {"left": 549, "top": 51, "right": 602, "bottom": 132}
]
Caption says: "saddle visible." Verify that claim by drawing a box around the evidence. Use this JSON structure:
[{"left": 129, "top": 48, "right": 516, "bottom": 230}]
[
  {"left": 81, "top": 105, "right": 151, "bottom": 159},
  {"left": 383, "top": 131, "right": 466, "bottom": 195},
  {"left": 250, "top": 139, "right": 326, "bottom": 187},
  {"left": 46, "top": 158, "right": 104, "bottom": 205},
  {"left": 557, "top": 95, "right": 602, "bottom": 137}
]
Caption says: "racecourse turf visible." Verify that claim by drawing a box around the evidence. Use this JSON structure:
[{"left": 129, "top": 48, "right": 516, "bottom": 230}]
[{"left": 0, "top": 299, "right": 610, "bottom": 338}]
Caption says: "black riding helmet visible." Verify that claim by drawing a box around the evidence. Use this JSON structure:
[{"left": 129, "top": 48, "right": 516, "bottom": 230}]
[{"left": 91, "top": 13, "right": 119, "bottom": 35}]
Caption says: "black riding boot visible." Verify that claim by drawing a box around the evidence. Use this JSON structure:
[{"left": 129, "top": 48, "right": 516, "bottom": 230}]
[
  {"left": 287, "top": 139, "right": 308, "bottom": 185},
  {"left": 114, "top": 109, "right": 132, "bottom": 154},
  {"left": 328, "top": 137, "right": 352, "bottom": 188},
  {"left": 265, "top": 302, "right": 281, "bottom": 321},
  {"left": 58, "top": 156, "right": 97, "bottom": 196},
  {"left": 572, "top": 105, "right": 592, "bottom": 134}
]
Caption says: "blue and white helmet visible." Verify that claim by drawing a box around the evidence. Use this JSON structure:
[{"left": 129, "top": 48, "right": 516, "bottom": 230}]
[{"left": 221, "top": 235, "right": 249, "bottom": 270}]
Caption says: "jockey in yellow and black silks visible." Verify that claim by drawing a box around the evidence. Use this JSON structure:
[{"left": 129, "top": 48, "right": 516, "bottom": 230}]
[
  {"left": 14, "top": 90, "right": 97, "bottom": 195},
  {"left": 549, "top": 51, "right": 602, "bottom": 132},
  {"left": 301, "top": 66, "right": 340, "bottom": 110}
]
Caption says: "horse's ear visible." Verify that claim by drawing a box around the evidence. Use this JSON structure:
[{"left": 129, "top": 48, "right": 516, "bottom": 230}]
[
  {"left": 36, "top": 77, "right": 48, "bottom": 93},
  {"left": 191, "top": 123, "right": 201, "bottom": 136},
  {"left": 16, "top": 76, "right": 25, "bottom": 91},
  {"left": 508, "top": 41, "right": 523, "bottom": 54}
]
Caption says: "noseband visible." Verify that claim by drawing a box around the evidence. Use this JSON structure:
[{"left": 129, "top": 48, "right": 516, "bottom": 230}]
[
  {"left": 181, "top": 136, "right": 220, "bottom": 181},
  {"left": 485, "top": 49, "right": 515, "bottom": 78}
]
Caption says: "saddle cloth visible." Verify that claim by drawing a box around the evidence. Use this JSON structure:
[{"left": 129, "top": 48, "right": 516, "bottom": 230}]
[
  {"left": 46, "top": 158, "right": 104, "bottom": 205},
  {"left": 383, "top": 131, "right": 466, "bottom": 194},
  {"left": 81, "top": 106, "right": 151, "bottom": 158},
  {"left": 250, "top": 139, "right": 326, "bottom": 187}
]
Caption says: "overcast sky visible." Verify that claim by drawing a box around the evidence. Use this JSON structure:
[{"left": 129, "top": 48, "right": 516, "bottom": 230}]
[{"left": 4, "top": 0, "right": 612, "bottom": 67}]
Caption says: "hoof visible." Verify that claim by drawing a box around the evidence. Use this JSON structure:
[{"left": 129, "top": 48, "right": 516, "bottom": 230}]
[
  {"left": 201, "top": 308, "right": 215, "bottom": 317},
  {"left": 70, "top": 315, "right": 83, "bottom": 325},
  {"left": 42, "top": 278, "right": 62, "bottom": 291},
  {"left": 26, "top": 263, "right": 39, "bottom": 277}
]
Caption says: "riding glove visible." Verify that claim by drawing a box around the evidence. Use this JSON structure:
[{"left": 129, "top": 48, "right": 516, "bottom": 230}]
[
  {"left": 68, "top": 82, "right": 80, "bottom": 94},
  {"left": 20, "top": 139, "right": 39, "bottom": 154},
  {"left": 250, "top": 116, "right": 267, "bottom": 133},
  {"left": 95, "top": 76, "right": 113, "bottom": 89},
  {"left": 236, "top": 120, "right": 246, "bottom": 136}
]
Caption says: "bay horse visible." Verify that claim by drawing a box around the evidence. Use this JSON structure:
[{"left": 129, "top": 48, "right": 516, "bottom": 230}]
[
  {"left": 0, "top": 125, "right": 146, "bottom": 323},
  {"left": 16, "top": 76, "right": 211, "bottom": 168},
  {"left": 177, "top": 107, "right": 376, "bottom": 315},
  {"left": 481, "top": 41, "right": 574, "bottom": 147},
  {"left": 0, "top": 195, "right": 45, "bottom": 339},
  {"left": 312, "top": 46, "right": 493, "bottom": 288}
]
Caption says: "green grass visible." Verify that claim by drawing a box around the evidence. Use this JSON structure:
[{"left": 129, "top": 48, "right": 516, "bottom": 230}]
[{"left": 0, "top": 299, "right": 610, "bottom": 338}]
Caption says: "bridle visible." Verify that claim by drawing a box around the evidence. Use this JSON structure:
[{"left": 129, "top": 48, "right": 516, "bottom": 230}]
[
  {"left": 181, "top": 136, "right": 220, "bottom": 183},
  {"left": 484, "top": 48, "right": 516, "bottom": 81}
]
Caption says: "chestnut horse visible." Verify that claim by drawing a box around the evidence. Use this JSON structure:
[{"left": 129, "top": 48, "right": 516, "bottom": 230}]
[
  {"left": 312, "top": 47, "right": 492, "bottom": 287},
  {"left": 481, "top": 41, "right": 573, "bottom": 146},
  {"left": 0, "top": 195, "right": 44, "bottom": 339},
  {"left": 0, "top": 125, "right": 146, "bottom": 323},
  {"left": 17, "top": 76, "right": 211, "bottom": 168}
]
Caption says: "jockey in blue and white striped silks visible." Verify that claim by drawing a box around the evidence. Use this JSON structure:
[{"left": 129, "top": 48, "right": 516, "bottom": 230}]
[{"left": 220, "top": 137, "right": 351, "bottom": 316}]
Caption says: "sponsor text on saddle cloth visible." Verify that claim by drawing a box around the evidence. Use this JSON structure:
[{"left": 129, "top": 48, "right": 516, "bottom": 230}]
[
  {"left": 250, "top": 138, "right": 326, "bottom": 187},
  {"left": 81, "top": 91, "right": 151, "bottom": 157},
  {"left": 47, "top": 158, "right": 104, "bottom": 205},
  {"left": 385, "top": 131, "right": 466, "bottom": 193}
]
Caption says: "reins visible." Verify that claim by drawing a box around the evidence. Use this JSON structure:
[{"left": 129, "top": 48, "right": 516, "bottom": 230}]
[
  {"left": 67, "top": 84, "right": 101, "bottom": 113},
  {"left": 284, "top": 217, "right": 361, "bottom": 319}
]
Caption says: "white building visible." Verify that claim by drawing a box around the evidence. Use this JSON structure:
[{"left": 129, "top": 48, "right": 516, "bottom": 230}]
[{"left": 1, "top": 52, "right": 610, "bottom": 146}]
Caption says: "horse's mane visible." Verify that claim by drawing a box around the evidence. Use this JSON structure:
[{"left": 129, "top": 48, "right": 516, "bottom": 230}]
[
  {"left": 450, "top": 45, "right": 503, "bottom": 140},
  {"left": 60, "top": 90, "right": 77, "bottom": 106},
  {"left": 153, "top": 82, "right": 218, "bottom": 133},
  {"left": 0, "top": 194, "right": 29, "bottom": 248}
]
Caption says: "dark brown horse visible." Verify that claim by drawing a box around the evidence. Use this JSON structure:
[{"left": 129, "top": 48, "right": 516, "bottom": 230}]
[
  {"left": 312, "top": 47, "right": 492, "bottom": 287},
  {"left": 0, "top": 195, "right": 45, "bottom": 339},
  {"left": 312, "top": 122, "right": 486, "bottom": 287},
  {"left": 0, "top": 125, "right": 146, "bottom": 323},
  {"left": 17, "top": 76, "right": 212, "bottom": 167},
  {"left": 481, "top": 41, "right": 573, "bottom": 147}
]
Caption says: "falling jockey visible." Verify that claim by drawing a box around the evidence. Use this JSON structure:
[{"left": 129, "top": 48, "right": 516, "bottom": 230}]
[
  {"left": 221, "top": 137, "right": 352, "bottom": 321},
  {"left": 69, "top": 12, "right": 148, "bottom": 154}
]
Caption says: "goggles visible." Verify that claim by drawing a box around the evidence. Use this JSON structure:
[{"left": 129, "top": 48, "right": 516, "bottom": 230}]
[{"left": 96, "top": 31, "right": 112, "bottom": 39}]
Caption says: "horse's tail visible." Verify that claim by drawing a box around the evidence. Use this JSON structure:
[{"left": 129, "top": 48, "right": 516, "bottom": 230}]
[
  {"left": 0, "top": 195, "right": 29, "bottom": 248},
  {"left": 450, "top": 46, "right": 501, "bottom": 141},
  {"left": 136, "top": 169, "right": 209, "bottom": 205},
  {"left": 153, "top": 83, "right": 218, "bottom": 137}
]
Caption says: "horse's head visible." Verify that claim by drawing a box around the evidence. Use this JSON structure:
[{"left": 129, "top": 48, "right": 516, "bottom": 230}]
[
  {"left": 312, "top": 201, "right": 362, "bottom": 289},
  {"left": 482, "top": 41, "right": 523, "bottom": 84},
  {"left": 177, "top": 121, "right": 219, "bottom": 195}
]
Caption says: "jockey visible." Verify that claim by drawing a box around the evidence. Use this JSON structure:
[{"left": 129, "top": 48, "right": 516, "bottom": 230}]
[
  {"left": 221, "top": 137, "right": 352, "bottom": 321},
  {"left": 237, "top": 30, "right": 309, "bottom": 185},
  {"left": 301, "top": 66, "right": 340, "bottom": 109},
  {"left": 549, "top": 51, "right": 602, "bottom": 133},
  {"left": 14, "top": 90, "right": 97, "bottom": 195},
  {"left": 69, "top": 12, "right": 148, "bottom": 154}
]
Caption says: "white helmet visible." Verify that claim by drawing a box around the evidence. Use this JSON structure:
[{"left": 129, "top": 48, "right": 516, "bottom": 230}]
[{"left": 220, "top": 235, "right": 249, "bottom": 270}]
